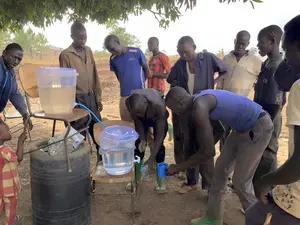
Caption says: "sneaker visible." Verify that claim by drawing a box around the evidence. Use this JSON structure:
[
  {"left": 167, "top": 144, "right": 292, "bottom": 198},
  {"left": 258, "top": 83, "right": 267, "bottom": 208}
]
[
  {"left": 177, "top": 183, "right": 197, "bottom": 194},
  {"left": 190, "top": 216, "right": 222, "bottom": 225}
]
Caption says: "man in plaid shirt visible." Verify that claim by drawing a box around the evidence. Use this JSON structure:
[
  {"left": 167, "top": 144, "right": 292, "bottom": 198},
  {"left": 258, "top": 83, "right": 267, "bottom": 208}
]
[
  {"left": 147, "top": 37, "right": 171, "bottom": 94},
  {"left": 0, "top": 120, "right": 27, "bottom": 225}
]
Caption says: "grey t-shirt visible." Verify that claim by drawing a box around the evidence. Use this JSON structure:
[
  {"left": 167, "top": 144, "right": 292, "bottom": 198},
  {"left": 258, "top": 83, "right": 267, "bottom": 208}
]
[
  {"left": 129, "top": 88, "right": 166, "bottom": 120},
  {"left": 254, "top": 57, "right": 284, "bottom": 106}
]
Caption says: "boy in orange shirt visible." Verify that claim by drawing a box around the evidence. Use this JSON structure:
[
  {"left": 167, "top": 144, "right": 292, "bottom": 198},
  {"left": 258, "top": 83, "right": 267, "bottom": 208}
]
[
  {"left": 0, "top": 119, "right": 27, "bottom": 225},
  {"left": 147, "top": 37, "right": 171, "bottom": 94}
]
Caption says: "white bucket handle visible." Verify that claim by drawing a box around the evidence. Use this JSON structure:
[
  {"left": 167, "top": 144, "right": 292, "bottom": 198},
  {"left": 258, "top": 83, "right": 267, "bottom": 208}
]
[{"left": 134, "top": 156, "right": 140, "bottom": 164}]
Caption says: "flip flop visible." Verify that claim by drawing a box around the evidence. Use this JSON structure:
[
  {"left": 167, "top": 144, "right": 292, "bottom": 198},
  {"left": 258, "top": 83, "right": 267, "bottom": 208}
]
[{"left": 191, "top": 216, "right": 221, "bottom": 225}]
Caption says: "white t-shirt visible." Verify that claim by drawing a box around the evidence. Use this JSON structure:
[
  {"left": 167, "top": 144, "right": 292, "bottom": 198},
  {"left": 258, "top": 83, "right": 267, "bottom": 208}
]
[
  {"left": 273, "top": 79, "right": 300, "bottom": 219},
  {"left": 186, "top": 62, "right": 195, "bottom": 94}
]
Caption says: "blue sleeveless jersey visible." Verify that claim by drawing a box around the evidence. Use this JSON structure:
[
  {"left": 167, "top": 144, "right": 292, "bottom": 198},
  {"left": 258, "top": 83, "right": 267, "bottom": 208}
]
[{"left": 194, "top": 89, "right": 262, "bottom": 132}]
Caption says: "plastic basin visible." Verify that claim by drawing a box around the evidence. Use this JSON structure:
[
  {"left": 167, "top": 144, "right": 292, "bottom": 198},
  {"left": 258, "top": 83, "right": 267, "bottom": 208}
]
[{"left": 36, "top": 67, "right": 78, "bottom": 115}]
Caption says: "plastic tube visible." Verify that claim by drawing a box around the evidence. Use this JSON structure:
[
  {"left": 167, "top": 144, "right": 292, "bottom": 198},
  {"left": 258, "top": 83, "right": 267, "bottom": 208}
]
[{"left": 74, "top": 103, "right": 106, "bottom": 127}]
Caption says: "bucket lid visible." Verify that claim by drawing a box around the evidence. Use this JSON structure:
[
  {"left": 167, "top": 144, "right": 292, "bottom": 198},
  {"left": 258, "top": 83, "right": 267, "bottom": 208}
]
[
  {"left": 100, "top": 125, "right": 138, "bottom": 142},
  {"left": 37, "top": 67, "right": 78, "bottom": 76}
]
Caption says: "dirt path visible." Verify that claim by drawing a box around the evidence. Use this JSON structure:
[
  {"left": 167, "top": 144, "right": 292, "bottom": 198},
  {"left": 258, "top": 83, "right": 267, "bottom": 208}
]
[
  {"left": 1, "top": 63, "right": 289, "bottom": 225},
  {"left": 5, "top": 116, "right": 245, "bottom": 225}
]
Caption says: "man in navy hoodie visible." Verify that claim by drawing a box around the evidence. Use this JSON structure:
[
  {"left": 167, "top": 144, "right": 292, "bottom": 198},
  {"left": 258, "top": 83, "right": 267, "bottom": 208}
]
[
  {"left": 0, "top": 43, "right": 32, "bottom": 130},
  {"left": 167, "top": 36, "right": 227, "bottom": 194}
]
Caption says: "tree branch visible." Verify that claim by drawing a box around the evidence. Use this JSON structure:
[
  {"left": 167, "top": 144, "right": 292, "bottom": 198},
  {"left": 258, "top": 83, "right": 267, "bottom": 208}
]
[
  {"left": 147, "top": 8, "right": 167, "bottom": 17},
  {"left": 0, "top": 0, "right": 263, "bottom": 30}
]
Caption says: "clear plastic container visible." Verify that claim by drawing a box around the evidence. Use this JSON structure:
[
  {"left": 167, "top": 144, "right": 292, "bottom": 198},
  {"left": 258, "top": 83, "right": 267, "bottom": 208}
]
[
  {"left": 141, "top": 165, "right": 150, "bottom": 181},
  {"left": 99, "top": 125, "right": 139, "bottom": 176},
  {"left": 36, "top": 67, "right": 78, "bottom": 115}
]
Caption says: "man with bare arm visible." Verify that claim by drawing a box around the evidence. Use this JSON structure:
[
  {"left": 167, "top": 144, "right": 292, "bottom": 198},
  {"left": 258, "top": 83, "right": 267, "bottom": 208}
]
[{"left": 166, "top": 87, "right": 273, "bottom": 225}]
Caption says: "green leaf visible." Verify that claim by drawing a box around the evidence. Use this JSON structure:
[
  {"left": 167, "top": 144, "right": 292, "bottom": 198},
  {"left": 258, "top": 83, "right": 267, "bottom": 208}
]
[
  {"left": 76, "top": 0, "right": 82, "bottom": 13},
  {"left": 107, "top": 24, "right": 141, "bottom": 47},
  {"left": 250, "top": 1, "right": 255, "bottom": 9},
  {"left": 0, "top": 0, "right": 265, "bottom": 30}
]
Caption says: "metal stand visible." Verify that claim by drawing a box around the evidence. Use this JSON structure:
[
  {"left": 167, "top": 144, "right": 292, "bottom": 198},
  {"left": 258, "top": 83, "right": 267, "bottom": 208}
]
[
  {"left": 92, "top": 166, "right": 139, "bottom": 225},
  {"left": 24, "top": 108, "right": 92, "bottom": 172},
  {"left": 91, "top": 120, "right": 139, "bottom": 224}
]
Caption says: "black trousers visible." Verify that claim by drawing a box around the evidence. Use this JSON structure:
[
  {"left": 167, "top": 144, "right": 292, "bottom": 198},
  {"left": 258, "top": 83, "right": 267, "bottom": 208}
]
[
  {"left": 71, "top": 93, "right": 101, "bottom": 161},
  {"left": 134, "top": 115, "right": 168, "bottom": 163},
  {"left": 172, "top": 113, "right": 185, "bottom": 164},
  {"left": 172, "top": 112, "right": 214, "bottom": 190}
]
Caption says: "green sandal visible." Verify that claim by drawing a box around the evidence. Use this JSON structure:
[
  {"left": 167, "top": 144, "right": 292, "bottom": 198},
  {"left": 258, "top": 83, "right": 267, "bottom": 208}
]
[{"left": 190, "top": 216, "right": 222, "bottom": 225}]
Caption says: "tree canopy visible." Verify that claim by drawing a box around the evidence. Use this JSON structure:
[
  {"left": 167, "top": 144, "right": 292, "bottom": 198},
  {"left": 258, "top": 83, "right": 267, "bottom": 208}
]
[
  {"left": 106, "top": 23, "right": 141, "bottom": 48},
  {"left": 0, "top": 31, "right": 12, "bottom": 51},
  {"left": 0, "top": 0, "right": 262, "bottom": 30},
  {"left": 0, "top": 28, "right": 49, "bottom": 53},
  {"left": 13, "top": 28, "right": 49, "bottom": 53}
]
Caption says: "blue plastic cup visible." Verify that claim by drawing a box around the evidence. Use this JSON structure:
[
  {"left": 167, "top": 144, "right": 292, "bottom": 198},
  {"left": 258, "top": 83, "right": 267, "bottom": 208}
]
[{"left": 157, "top": 162, "right": 168, "bottom": 178}]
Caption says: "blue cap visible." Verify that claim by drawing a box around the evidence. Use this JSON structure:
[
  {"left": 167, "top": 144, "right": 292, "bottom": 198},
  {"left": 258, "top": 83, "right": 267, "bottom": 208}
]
[{"left": 157, "top": 162, "right": 168, "bottom": 178}]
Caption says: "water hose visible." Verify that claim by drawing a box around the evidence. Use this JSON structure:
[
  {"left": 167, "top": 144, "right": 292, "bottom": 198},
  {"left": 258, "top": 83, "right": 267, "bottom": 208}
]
[{"left": 74, "top": 103, "right": 106, "bottom": 127}]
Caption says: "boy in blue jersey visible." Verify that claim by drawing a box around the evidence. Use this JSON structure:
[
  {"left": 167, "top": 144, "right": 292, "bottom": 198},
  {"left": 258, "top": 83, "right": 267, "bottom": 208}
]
[
  {"left": 166, "top": 87, "right": 273, "bottom": 225},
  {"left": 104, "top": 35, "right": 150, "bottom": 122}
]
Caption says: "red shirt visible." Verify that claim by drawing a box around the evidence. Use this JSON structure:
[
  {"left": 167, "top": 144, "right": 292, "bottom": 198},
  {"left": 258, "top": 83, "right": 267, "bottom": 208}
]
[{"left": 147, "top": 52, "right": 171, "bottom": 92}]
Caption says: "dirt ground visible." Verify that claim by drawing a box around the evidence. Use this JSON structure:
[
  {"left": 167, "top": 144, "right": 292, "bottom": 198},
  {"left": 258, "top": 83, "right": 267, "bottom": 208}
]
[{"left": 1, "top": 61, "right": 289, "bottom": 225}]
